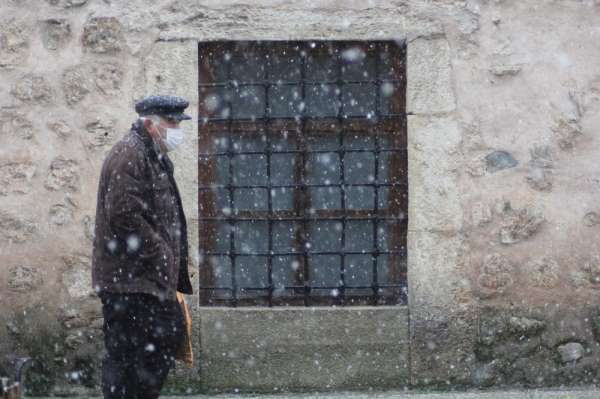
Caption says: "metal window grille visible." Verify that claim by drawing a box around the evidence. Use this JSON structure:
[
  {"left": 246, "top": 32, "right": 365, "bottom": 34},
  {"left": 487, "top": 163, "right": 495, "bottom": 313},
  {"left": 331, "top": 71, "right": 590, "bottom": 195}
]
[{"left": 198, "top": 41, "right": 407, "bottom": 307}]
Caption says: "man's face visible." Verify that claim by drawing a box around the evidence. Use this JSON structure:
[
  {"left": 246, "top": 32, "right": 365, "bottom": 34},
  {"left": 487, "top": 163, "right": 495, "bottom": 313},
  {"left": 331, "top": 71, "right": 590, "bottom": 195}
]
[{"left": 144, "top": 116, "right": 181, "bottom": 152}]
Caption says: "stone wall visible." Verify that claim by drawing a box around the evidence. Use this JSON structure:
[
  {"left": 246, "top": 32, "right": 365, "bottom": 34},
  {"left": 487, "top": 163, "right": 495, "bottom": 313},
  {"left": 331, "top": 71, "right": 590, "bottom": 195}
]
[{"left": 1, "top": 0, "right": 600, "bottom": 395}]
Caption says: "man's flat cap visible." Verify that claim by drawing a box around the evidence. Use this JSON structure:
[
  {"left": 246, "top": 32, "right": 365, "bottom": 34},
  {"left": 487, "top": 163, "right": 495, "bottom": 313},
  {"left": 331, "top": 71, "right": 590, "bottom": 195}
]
[{"left": 135, "top": 95, "right": 192, "bottom": 121}]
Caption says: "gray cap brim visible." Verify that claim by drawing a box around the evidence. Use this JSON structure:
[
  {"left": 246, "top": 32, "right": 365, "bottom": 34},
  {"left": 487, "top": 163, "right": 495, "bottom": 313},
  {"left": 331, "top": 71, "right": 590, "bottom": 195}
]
[{"left": 163, "top": 112, "right": 192, "bottom": 121}]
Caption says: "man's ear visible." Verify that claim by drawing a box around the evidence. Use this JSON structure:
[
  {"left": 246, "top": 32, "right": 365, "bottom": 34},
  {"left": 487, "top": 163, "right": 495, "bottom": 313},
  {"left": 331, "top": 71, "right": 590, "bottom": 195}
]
[
  {"left": 142, "top": 118, "right": 159, "bottom": 139},
  {"left": 142, "top": 117, "right": 153, "bottom": 130}
]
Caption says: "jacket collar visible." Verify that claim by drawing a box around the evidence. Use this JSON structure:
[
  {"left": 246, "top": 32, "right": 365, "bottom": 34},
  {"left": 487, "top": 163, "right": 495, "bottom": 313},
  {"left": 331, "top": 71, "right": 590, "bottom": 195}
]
[{"left": 131, "top": 119, "right": 174, "bottom": 174}]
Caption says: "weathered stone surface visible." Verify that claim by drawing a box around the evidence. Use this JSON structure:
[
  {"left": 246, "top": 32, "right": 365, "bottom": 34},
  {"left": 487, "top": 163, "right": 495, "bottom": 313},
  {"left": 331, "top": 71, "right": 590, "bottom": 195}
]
[
  {"left": 475, "top": 309, "right": 554, "bottom": 386},
  {"left": 1, "top": 1, "right": 600, "bottom": 393},
  {"left": 47, "top": 0, "right": 88, "bottom": 7},
  {"left": 65, "top": 331, "right": 85, "bottom": 349},
  {"left": 41, "top": 19, "right": 71, "bottom": 50},
  {"left": 591, "top": 315, "right": 600, "bottom": 343},
  {"left": 62, "top": 316, "right": 88, "bottom": 330},
  {"left": 476, "top": 253, "right": 513, "bottom": 298},
  {"left": 0, "top": 108, "right": 34, "bottom": 140},
  {"left": 505, "top": 347, "right": 558, "bottom": 386},
  {"left": 49, "top": 204, "right": 73, "bottom": 225},
  {"left": 85, "top": 118, "right": 115, "bottom": 148},
  {"left": 82, "top": 17, "right": 123, "bottom": 53},
  {"left": 0, "top": 161, "right": 36, "bottom": 196},
  {"left": 529, "top": 150, "right": 554, "bottom": 191},
  {"left": 583, "top": 212, "right": 600, "bottom": 227},
  {"left": 82, "top": 215, "right": 95, "bottom": 242},
  {"left": 489, "top": 63, "right": 523, "bottom": 77},
  {"left": 466, "top": 154, "right": 486, "bottom": 177},
  {"left": 62, "top": 254, "right": 92, "bottom": 299},
  {"left": 49, "top": 197, "right": 78, "bottom": 226},
  {"left": 527, "top": 257, "right": 560, "bottom": 288},
  {"left": 0, "top": 18, "right": 29, "bottom": 69},
  {"left": 409, "top": 230, "right": 467, "bottom": 309},
  {"left": 47, "top": 120, "right": 72, "bottom": 139},
  {"left": 407, "top": 115, "right": 462, "bottom": 231},
  {"left": 553, "top": 117, "right": 582, "bottom": 150},
  {"left": 485, "top": 150, "right": 518, "bottom": 173},
  {"left": 480, "top": 336, "right": 542, "bottom": 364},
  {"left": 93, "top": 62, "right": 124, "bottom": 95},
  {"left": 407, "top": 37, "right": 455, "bottom": 114},
  {"left": 499, "top": 204, "right": 544, "bottom": 245},
  {"left": 461, "top": 120, "right": 486, "bottom": 152},
  {"left": 529, "top": 145, "right": 554, "bottom": 169},
  {"left": 62, "top": 65, "right": 92, "bottom": 106},
  {"left": 557, "top": 342, "right": 585, "bottom": 363},
  {"left": 8, "top": 265, "right": 43, "bottom": 291},
  {"left": 571, "top": 270, "right": 591, "bottom": 288},
  {"left": 44, "top": 157, "right": 80, "bottom": 192},
  {"left": 0, "top": 211, "right": 36, "bottom": 243},
  {"left": 471, "top": 202, "right": 492, "bottom": 227},
  {"left": 507, "top": 316, "right": 546, "bottom": 336},
  {"left": 11, "top": 74, "right": 53, "bottom": 104},
  {"left": 471, "top": 360, "right": 503, "bottom": 387},
  {"left": 581, "top": 255, "right": 600, "bottom": 285},
  {"left": 526, "top": 167, "right": 552, "bottom": 192},
  {"left": 199, "top": 306, "right": 409, "bottom": 391}
]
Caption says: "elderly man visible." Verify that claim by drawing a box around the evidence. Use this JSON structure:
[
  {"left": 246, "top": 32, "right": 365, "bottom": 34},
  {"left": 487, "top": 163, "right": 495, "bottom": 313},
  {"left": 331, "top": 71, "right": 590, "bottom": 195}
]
[{"left": 92, "top": 95, "right": 194, "bottom": 399}]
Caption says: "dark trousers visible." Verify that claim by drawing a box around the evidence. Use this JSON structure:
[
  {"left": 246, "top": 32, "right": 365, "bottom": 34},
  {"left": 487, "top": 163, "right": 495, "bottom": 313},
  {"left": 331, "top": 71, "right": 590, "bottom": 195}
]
[{"left": 100, "top": 293, "right": 184, "bottom": 399}]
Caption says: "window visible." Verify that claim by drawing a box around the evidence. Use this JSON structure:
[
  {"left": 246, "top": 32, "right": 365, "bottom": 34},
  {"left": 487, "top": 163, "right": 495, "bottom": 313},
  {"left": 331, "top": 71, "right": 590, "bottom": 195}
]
[{"left": 198, "top": 41, "right": 407, "bottom": 306}]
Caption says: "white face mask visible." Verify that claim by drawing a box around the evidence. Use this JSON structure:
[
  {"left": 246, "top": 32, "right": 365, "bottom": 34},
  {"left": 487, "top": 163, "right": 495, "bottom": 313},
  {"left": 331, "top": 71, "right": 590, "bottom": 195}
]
[
  {"left": 148, "top": 116, "right": 183, "bottom": 152},
  {"left": 164, "top": 127, "right": 184, "bottom": 152}
]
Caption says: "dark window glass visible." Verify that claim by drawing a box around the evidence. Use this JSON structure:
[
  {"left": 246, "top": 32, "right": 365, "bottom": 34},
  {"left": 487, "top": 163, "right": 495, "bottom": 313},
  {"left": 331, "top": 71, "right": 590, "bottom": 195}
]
[{"left": 199, "top": 41, "right": 407, "bottom": 306}]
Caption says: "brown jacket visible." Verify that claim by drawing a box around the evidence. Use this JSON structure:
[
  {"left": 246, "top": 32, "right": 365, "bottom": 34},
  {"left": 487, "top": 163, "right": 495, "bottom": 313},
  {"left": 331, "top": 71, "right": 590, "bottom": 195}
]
[{"left": 92, "top": 119, "right": 193, "bottom": 300}]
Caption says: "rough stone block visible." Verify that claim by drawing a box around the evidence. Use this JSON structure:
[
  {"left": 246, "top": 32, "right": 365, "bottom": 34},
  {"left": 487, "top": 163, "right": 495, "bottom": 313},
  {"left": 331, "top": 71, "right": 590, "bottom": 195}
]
[
  {"left": 47, "top": 119, "right": 72, "bottom": 139},
  {"left": 44, "top": 157, "right": 79, "bottom": 192},
  {"left": 49, "top": 197, "right": 77, "bottom": 226},
  {"left": 62, "top": 65, "right": 92, "bottom": 106},
  {"left": 557, "top": 342, "right": 585, "bottom": 363},
  {"left": 41, "top": 19, "right": 71, "bottom": 50},
  {"left": 199, "top": 306, "right": 409, "bottom": 391},
  {"left": 476, "top": 253, "right": 514, "bottom": 299},
  {"left": 82, "top": 215, "right": 95, "bottom": 242},
  {"left": 526, "top": 257, "right": 560, "bottom": 288},
  {"left": 553, "top": 117, "right": 582, "bottom": 150},
  {"left": 62, "top": 254, "right": 93, "bottom": 299},
  {"left": 0, "top": 161, "right": 36, "bottom": 196},
  {"left": 407, "top": 114, "right": 462, "bottom": 232},
  {"left": 406, "top": 231, "right": 474, "bottom": 385},
  {"left": 0, "top": 18, "right": 29, "bottom": 69},
  {"left": 526, "top": 166, "right": 553, "bottom": 192},
  {"left": 485, "top": 150, "right": 518, "bottom": 173},
  {"left": 11, "top": 74, "right": 53, "bottom": 104},
  {"left": 407, "top": 37, "right": 455, "bottom": 114},
  {"left": 0, "top": 211, "right": 36, "bottom": 243},
  {"left": 498, "top": 204, "right": 545, "bottom": 245},
  {"left": 82, "top": 17, "right": 123, "bottom": 53},
  {"left": 47, "top": 0, "right": 88, "bottom": 6},
  {"left": 8, "top": 265, "right": 43, "bottom": 292},
  {"left": 85, "top": 117, "right": 115, "bottom": 149},
  {"left": 93, "top": 62, "right": 124, "bottom": 95},
  {"left": 0, "top": 108, "right": 34, "bottom": 140},
  {"left": 407, "top": 230, "right": 467, "bottom": 312}
]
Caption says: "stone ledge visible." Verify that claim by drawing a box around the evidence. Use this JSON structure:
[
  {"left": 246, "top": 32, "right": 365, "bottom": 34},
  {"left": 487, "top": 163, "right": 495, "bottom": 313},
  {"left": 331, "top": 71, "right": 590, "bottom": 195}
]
[
  {"left": 36, "top": 386, "right": 600, "bottom": 398},
  {"left": 198, "top": 306, "right": 409, "bottom": 392},
  {"left": 406, "top": 37, "right": 456, "bottom": 115}
]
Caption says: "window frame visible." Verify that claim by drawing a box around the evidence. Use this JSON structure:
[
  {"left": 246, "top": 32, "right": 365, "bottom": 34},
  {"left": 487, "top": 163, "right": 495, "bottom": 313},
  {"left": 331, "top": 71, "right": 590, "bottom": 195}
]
[{"left": 198, "top": 40, "right": 407, "bottom": 306}]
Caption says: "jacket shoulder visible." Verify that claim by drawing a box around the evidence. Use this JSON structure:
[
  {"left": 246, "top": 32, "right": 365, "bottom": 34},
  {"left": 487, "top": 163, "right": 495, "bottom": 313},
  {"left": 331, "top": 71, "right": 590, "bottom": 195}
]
[{"left": 102, "top": 132, "right": 149, "bottom": 178}]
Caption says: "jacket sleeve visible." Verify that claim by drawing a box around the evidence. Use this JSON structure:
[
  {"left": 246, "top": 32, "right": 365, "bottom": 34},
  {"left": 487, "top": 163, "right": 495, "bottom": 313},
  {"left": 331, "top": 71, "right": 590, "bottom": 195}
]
[{"left": 104, "top": 149, "right": 172, "bottom": 265}]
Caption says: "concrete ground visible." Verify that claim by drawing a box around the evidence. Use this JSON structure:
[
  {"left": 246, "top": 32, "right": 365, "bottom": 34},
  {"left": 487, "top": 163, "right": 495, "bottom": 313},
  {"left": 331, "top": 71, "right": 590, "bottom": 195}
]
[
  {"left": 36, "top": 387, "right": 600, "bottom": 399},
  {"left": 165, "top": 388, "right": 600, "bottom": 399}
]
